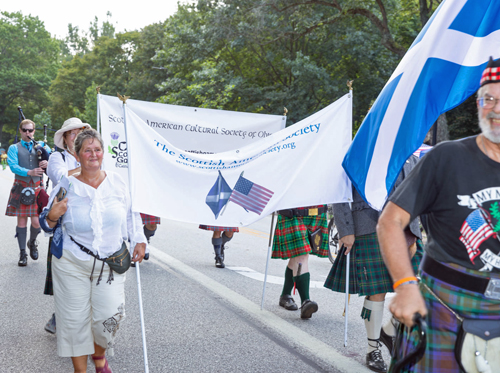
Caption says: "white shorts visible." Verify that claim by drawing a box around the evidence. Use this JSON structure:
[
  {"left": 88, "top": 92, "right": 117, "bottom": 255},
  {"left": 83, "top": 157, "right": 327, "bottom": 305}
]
[{"left": 52, "top": 249, "right": 126, "bottom": 357}]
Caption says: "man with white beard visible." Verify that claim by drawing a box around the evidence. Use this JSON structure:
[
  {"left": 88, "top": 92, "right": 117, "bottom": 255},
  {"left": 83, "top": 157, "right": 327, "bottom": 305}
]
[{"left": 376, "top": 57, "right": 500, "bottom": 372}]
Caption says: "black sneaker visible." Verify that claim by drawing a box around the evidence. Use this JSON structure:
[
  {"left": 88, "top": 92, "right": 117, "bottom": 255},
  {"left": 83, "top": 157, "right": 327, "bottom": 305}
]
[
  {"left": 215, "top": 255, "right": 225, "bottom": 268},
  {"left": 366, "top": 349, "right": 387, "bottom": 372},
  {"left": 300, "top": 299, "right": 318, "bottom": 319},
  {"left": 18, "top": 250, "right": 28, "bottom": 267},
  {"left": 27, "top": 240, "right": 39, "bottom": 260},
  {"left": 279, "top": 294, "right": 298, "bottom": 311},
  {"left": 380, "top": 328, "right": 395, "bottom": 355}
]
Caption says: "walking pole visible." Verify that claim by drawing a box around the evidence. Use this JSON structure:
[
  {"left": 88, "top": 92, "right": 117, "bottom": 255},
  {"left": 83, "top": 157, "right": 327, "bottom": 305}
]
[
  {"left": 121, "top": 95, "right": 149, "bottom": 372},
  {"left": 344, "top": 250, "right": 350, "bottom": 347},
  {"left": 261, "top": 212, "right": 276, "bottom": 310}
]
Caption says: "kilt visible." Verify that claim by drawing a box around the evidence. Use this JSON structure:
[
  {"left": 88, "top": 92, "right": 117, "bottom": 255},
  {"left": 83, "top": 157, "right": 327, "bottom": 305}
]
[
  {"left": 393, "top": 265, "right": 500, "bottom": 373},
  {"left": 5, "top": 179, "right": 41, "bottom": 217},
  {"left": 324, "top": 233, "right": 423, "bottom": 296},
  {"left": 271, "top": 210, "right": 329, "bottom": 259},
  {"left": 44, "top": 237, "right": 53, "bottom": 296},
  {"left": 199, "top": 225, "right": 239, "bottom": 232},
  {"left": 140, "top": 214, "right": 161, "bottom": 225}
]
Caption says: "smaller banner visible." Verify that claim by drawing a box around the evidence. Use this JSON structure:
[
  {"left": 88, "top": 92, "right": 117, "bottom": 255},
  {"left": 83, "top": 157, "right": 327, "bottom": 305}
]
[{"left": 126, "top": 94, "right": 353, "bottom": 227}]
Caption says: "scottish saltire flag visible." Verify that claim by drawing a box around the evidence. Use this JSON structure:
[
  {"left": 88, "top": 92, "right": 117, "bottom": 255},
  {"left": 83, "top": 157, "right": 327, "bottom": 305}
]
[
  {"left": 206, "top": 171, "right": 232, "bottom": 219},
  {"left": 343, "top": 0, "right": 500, "bottom": 209},
  {"left": 460, "top": 209, "right": 495, "bottom": 262},
  {"left": 229, "top": 175, "right": 274, "bottom": 215}
]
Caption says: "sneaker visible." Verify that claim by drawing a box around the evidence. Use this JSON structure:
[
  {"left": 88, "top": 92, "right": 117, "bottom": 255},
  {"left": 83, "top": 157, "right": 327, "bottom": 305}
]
[
  {"left": 45, "top": 313, "right": 56, "bottom": 334},
  {"left": 380, "top": 328, "right": 395, "bottom": 355},
  {"left": 366, "top": 349, "right": 387, "bottom": 372},
  {"left": 279, "top": 294, "right": 298, "bottom": 311},
  {"left": 18, "top": 250, "right": 28, "bottom": 267},
  {"left": 215, "top": 255, "right": 225, "bottom": 268},
  {"left": 300, "top": 299, "right": 318, "bottom": 319}
]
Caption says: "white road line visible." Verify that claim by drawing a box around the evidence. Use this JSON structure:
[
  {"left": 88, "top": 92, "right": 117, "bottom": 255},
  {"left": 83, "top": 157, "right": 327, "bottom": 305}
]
[
  {"left": 225, "top": 266, "right": 327, "bottom": 289},
  {"left": 149, "top": 247, "right": 371, "bottom": 373}
]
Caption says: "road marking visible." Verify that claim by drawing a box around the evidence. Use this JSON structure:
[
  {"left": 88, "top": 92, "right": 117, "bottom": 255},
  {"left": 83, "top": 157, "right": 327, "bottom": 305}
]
[
  {"left": 149, "top": 247, "right": 370, "bottom": 373},
  {"left": 225, "top": 266, "right": 327, "bottom": 289},
  {"left": 239, "top": 226, "right": 270, "bottom": 238}
]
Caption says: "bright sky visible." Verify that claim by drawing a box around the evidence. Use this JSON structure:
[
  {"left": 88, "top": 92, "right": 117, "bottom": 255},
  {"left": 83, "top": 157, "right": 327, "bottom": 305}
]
[{"left": 1, "top": 0, "right": 191, "bottom": 39}]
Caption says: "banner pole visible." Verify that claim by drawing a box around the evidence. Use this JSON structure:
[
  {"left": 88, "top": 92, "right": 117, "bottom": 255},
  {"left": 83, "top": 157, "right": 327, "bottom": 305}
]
[
  {"left": 96, "top": 87, "right": 101, "bottom": 133},
  {"left": 121, "top": 96, "right": 149, "bottom": 373},
  {"left": 344, "top": 83, "right": 354, "bottom": 347},
  {"left": 261, "top": 212, "right": 276, "bottom": 310}
]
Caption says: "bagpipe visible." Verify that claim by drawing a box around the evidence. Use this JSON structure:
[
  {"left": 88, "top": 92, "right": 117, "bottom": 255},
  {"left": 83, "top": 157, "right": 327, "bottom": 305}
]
[
  {"left": 17, "top": 106, "right": 50, "bottom": 162},
  {"left": 16, "top": 106, "right": 51, "bottom": 213}
]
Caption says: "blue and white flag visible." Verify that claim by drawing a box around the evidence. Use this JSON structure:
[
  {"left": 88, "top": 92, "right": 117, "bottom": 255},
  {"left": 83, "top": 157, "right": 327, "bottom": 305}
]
[
  {"left": 206, "top": 171, "right": 232, "bottom": 219},
  {"left": 343, "top": 0, "right": 500, "bottom": 210}
]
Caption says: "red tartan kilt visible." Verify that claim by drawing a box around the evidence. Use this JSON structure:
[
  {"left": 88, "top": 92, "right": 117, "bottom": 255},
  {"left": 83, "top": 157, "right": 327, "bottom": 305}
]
[
  {"left": 199, "top": 225, "right": 239, "bottom": 232},
  {"left": 140, "top": 214, "right": 161, "bottom": 225},
  {"left": 5, "top": 180, "right": 41, "bottom": 217}
]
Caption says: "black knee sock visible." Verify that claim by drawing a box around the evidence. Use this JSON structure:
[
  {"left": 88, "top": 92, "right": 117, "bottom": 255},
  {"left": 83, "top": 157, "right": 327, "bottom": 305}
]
[
  {"left": 293, "top": 272, "right": 311, "bottom": 304},
  {"left": 281, "top": 266, "right": 294, "bottom": 296},
  {"left": 29, "top": 225, "right": 41, "bottom": 244},
  {"left": 16, "top": 226, "right": 27, "bottom": 252},
  {"left": 212, "top": 237, "right": 222, "bottom": 256},
  {"left": 221, "top": 232, "right": 233, "bottom": 245},
  {"left": 143, "top": 226, "right": 156, "bottom": 241}
]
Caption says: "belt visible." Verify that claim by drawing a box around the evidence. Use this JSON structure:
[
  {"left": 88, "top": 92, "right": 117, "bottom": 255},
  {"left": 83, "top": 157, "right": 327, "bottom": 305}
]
[
  {"left": 420, "top": 254, "right": 491, "bottom": 294},
  {"left": 278, "top": 206, "right": 327, "bottom": 218}
]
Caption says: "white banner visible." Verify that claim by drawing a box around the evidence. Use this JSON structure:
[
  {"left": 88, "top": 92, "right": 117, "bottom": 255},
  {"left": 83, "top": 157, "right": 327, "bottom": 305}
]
[
  {"left": 99, "top": 94, "right": 286, "bottom": 184},
  {"left": 125, "top": 94, "right": 353, "bottom": 226}
]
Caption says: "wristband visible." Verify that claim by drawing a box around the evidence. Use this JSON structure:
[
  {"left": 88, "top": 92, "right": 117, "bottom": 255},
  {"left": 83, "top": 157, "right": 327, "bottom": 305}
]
[{"left": 393, "top": 276, "right": 418, "bottom": 291}]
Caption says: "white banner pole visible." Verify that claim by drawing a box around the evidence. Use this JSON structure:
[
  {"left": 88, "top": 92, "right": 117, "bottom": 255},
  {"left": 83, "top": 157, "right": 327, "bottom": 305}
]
[
  {"left": 96, "top": 91, "right": 101, "bottom": 133},
  {"left": 122, "top": 100, "right": 149, "bottom": 373},
  {"left": 260, "top": 212, "right": 276, "bottom": 310},
  {"left": 344, "top": 251, "right": 350, "bottom": 347}
]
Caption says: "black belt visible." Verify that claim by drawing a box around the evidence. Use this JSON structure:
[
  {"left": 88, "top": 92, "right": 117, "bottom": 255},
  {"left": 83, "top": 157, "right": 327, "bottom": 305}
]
[
  {"left": 420, "top": 254, "right": 489, "bottom": 294},
  {"left": 278, "top": 206, "right": 327, "bottom": 218}
]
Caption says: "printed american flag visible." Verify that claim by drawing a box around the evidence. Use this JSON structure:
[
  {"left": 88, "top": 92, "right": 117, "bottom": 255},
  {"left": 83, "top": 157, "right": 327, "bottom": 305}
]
[
  {"left": 229, "top": 176, "right": 274, "bottom": 215},
  {"left": 413, "top": 144, "right": 432, "bottom": 158},
  {"left": 459, "top": 209, "right": 494, "bottom": 262}
]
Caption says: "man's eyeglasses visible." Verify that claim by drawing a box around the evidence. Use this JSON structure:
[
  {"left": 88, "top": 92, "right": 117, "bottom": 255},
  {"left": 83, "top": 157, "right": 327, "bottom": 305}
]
[
  {"left": 478, "top": 96, "right": 500, "bottom": 109},
  {"left": 21, "top": 128, "right": 35, "bottom": 133}
]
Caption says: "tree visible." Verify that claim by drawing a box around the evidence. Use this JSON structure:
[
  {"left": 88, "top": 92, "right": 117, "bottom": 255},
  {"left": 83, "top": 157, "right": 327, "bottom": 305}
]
[{"left": 0, "top": 12, "right": 60, "bottom": 145}]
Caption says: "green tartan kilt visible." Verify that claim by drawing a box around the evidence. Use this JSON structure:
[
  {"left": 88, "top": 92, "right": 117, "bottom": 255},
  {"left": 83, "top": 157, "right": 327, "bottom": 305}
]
[
  {"left": 271, "top": 213, "right": 329, "bottom": 259},
  {"left": 323, "top": 233, "right": 423, "bottom": 296},
  {"left": 393, "top": 264, "right": 500, "bottom": 373},
  {"left": 44, "top": 236, "right": 53, "bottom": 296}
]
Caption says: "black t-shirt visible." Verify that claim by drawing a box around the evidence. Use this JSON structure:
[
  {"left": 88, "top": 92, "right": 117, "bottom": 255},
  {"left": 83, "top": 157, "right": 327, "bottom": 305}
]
[{"left": 390, "top": 136, "right": 500, "bottom": 273}]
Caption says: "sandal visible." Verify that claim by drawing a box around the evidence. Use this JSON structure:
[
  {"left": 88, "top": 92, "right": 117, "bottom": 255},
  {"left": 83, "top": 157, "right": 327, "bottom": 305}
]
[{"left": 91, "top": 354, "right": 113, "bottom": 373}]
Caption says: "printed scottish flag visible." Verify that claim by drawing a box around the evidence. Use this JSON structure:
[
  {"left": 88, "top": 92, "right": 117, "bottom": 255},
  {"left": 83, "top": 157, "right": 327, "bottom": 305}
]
[
  {"left": 206, "top": 171, "right": 232, "bottom": 219},
  {"left": 460, "top": 209, "right": 495, "bottom": 262},
  {"left": 229, "top": 175, "right": 274, "bottom": 215},
  {"left": 343, "top": 0, "right": 500, "bottom": 210}
]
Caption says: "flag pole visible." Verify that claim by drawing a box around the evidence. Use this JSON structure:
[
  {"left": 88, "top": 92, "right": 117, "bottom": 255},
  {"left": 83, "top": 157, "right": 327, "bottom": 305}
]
[
  {"left": 96, "top": 86, "right": 101, "bottom": 133},
  {"left": 344, "top": 81, "right": 354, "bottom": 347},
  {"left": 121, "top": 94, "right": 149, "bottom": 373},
  {"left": 261, "top": 212, "right": 276, "bottom": 310}
]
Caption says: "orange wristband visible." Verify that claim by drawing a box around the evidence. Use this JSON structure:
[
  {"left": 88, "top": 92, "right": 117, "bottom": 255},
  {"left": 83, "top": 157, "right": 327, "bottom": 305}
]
[{"left": 393, "top": 276, "right": 418, "bottom": 291}]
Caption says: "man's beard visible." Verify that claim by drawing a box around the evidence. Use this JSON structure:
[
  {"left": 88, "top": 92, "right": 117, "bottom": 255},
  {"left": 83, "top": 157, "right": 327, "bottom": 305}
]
[{"left": 479, "top": 112, "right": 500, "bottom": 143}]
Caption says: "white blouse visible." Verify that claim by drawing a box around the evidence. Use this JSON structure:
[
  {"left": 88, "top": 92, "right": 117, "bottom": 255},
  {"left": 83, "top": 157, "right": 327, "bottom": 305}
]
[
  {"left": 47, "top": 171, "right": 146, "bottom": 261},
  {"left": 47, "top": 150, "right": 80, "bottom": 186}
]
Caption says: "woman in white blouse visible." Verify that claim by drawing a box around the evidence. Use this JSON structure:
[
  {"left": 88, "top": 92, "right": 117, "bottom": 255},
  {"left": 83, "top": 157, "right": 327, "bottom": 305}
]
[
  {"left": 44, "top": 118, "right": 91, "bottom": 335},
  {"left": 42, "top": 129, "right": 146, "bottom": 373}
]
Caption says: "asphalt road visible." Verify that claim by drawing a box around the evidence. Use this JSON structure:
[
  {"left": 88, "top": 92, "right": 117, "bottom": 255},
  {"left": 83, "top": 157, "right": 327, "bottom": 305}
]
[{"left": 0, "top": 169, "right": 394, "bottom": 372}]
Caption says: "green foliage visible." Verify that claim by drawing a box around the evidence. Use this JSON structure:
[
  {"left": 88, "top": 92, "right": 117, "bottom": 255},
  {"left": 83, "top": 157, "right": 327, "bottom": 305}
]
[
  {"left": 73, "top": 83, "right": 99, "bottom": 127},
  {"left": 0, "top": 11, "right": 60, "bottom": 145}
]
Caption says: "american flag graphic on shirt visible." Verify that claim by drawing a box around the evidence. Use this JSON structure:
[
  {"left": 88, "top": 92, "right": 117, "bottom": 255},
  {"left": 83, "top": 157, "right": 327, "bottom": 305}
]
[
  {"left": 460, "top": 209, "right": 494, "bottom": 263},
  {"left": 229, "top": 176, "right": 274, "bottom": 215}
]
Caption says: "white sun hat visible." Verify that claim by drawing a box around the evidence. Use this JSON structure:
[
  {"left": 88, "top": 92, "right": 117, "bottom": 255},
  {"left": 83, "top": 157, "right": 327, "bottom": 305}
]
[{"left": 54, "top": 117, "right": 91, "bottom": 149}]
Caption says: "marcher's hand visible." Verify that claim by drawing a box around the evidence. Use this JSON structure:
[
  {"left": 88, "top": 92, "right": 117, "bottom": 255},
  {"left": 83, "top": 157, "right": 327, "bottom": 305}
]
[
  {"left": 340, "top": 234, "right": 355, "bottom": 254},
  {"left": 49, "top": 197, "right": 68, "bottom": 221},
  {"left": 28, "top": 167, "right": 44, "bottom": 177},
  {"left": 39, "top": 160, "right": 48, "bottom": 169},
  {"left": 132, "top": 242, "right": 146, "bottom": 263},
  {"left": 389, "top": 284, "right": 427, "bottom": 327}
]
